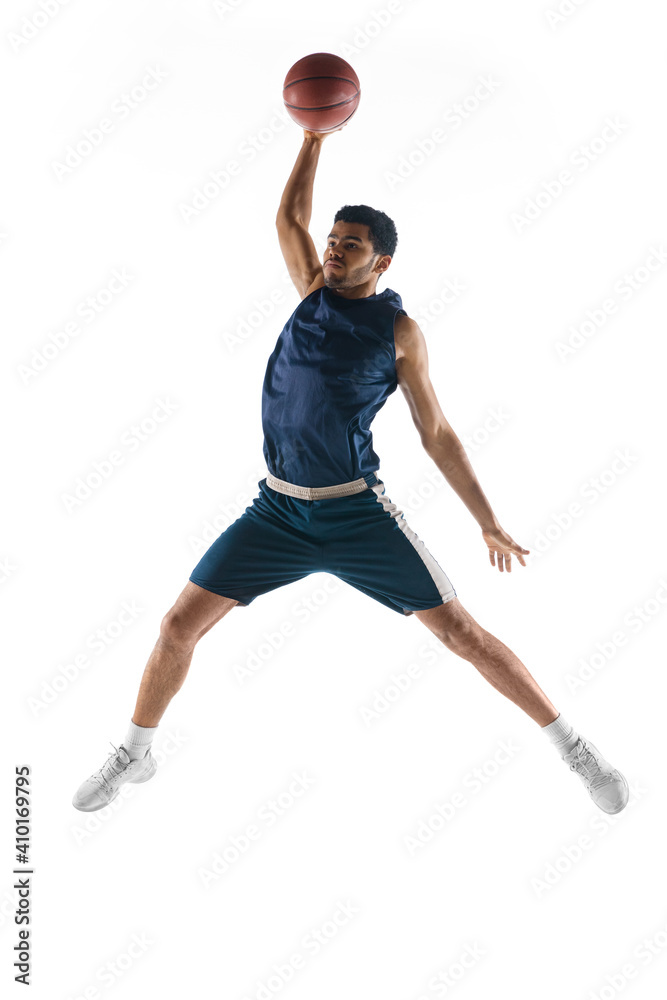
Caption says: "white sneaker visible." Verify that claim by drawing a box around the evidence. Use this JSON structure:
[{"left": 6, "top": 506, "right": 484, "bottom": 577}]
[
  {"left": 72, "top": 743, "right": 157, "bottom": 812},
  {"left": 562, "top": 737, "right": 629, "bottom": 814}
]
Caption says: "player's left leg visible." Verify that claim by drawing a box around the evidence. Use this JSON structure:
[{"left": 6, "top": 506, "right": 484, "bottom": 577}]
[
  {"left": 413, "top": 598, "right": 629, "bottom": 813},
  {"left": 413, "top": 597, "right": 557, "bottom": 725}
]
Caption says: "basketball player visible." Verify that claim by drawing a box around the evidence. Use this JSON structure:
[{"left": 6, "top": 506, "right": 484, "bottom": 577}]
[{"left": 72, "top": 129, "right": 628, "bottom": 815}]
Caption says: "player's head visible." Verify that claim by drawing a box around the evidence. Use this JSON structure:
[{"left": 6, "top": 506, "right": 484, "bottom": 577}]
[{"left": 324, "top": 205, "right": 398, "bottom": 291}]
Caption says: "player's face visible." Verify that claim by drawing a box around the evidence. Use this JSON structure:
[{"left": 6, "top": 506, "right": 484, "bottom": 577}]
[{"left": 323, "top": 222, "right": 388, "bottom": 289}]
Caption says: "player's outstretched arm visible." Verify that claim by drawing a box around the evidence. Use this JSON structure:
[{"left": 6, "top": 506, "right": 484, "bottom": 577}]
[
  {"left": 395, "top": 313, "right": 530, "bottom": 572},
  {"left": 275, "top": 129, "right": 340, "bottom": 299}
]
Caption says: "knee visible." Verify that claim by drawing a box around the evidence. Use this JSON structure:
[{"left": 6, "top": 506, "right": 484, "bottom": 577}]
[
  {"left": 440, "top": 617, "right": 485, "bottom": 658},
  {"left": 159, "top": 608, "right": 201, "bottom": 648}
]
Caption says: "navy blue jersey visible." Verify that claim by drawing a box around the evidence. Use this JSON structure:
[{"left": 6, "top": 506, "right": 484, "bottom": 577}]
[{"left": 261, "top": 284, "right": 407, "bottom": 487}]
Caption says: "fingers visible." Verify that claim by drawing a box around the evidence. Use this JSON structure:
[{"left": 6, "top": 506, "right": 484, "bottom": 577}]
[
  {"left": 486, "top": 534, "right": 531, "bottom": 573},
  {"left": 509, "top": 542, "right": 530, "bottom": 569},
  {"left": 489, "top": 548, "right": 506, "bottom": 572},
  {"left": 498, "top": 550, "right": 530, "bottom": 571},
  {"left": 489, "top": 549, "right": 528, "bottom": 572},
  {"left": 501, "top": 540, "right": 531, "bottom": 571}
]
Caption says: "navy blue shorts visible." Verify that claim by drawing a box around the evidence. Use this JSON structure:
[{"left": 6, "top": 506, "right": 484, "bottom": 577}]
[{"left": 189, "top": 477, "right": 457, "bottom": 617}]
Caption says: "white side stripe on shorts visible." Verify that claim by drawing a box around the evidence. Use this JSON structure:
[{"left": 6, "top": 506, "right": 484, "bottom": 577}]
[{"left": 371, "top": 483, "right": 457, "bottom": 604}]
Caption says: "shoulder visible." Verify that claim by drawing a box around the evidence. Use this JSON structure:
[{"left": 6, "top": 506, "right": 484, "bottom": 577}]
[{"left": 393, "top": 311, "right": 421, "bottom": 362}]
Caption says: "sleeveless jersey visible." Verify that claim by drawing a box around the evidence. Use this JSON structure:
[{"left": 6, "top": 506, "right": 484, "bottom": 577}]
[{"left": 261, "top": 284, "right": 407, "bottom": 487}]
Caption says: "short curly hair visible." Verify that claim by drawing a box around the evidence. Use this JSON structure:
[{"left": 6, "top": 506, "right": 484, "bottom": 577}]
[{"left": 332, "top": 204, "right": 398, "bottom": 259}]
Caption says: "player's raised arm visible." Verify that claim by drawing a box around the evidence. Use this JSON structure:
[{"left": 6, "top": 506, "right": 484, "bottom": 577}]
[{"left": 275, "top": 130, "right": 337, "bottom": 299}]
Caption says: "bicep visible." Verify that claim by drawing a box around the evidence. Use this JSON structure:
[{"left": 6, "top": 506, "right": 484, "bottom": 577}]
[
  {"left": 396, "top": 318, "right": 454, "bottom": 445},
  {"left": 275, "top": 216, "right": 323, "bottom": 299}
]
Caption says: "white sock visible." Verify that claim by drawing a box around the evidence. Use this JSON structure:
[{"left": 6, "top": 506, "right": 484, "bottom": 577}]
[
  {"left": 541, "top": 713, "right": 580, "bottom": 756},
  {"left": 123, "top": 720, "right": 158, "bottom": 760}
]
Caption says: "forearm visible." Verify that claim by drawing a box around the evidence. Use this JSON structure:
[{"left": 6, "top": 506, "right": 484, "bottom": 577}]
[
  {"left": 425, "top": 435, "right": 500, "bottom": 532},
  {"left": 276, "top": 135, "right": 323, "bottom": 226}
]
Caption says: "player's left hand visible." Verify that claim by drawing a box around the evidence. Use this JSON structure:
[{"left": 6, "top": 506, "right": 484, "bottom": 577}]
[{"left": 481, "top": 526, "right": 530, "bottom": 572}]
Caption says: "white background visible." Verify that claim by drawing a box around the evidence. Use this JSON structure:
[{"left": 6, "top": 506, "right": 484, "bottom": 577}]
[{"left": 2, "top": 1, "right": 666, "bottom": 998}]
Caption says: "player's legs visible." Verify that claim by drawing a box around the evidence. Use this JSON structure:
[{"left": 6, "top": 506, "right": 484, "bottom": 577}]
[
  {"left": 413, "top": 597, "right": 558, "bottom": 726},
  {"left": 131, "top": 581, "right": 239, "bottom": 728}
]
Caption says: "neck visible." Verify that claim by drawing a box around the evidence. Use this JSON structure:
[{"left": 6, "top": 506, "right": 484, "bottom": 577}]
[{"left": 327, "top": 282, "right": 380, "bottom": 300}]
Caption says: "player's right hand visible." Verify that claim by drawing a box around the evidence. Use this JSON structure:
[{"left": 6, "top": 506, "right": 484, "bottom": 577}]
[{"left": 303, "top": 126, "right": 344, "bottom": 140}]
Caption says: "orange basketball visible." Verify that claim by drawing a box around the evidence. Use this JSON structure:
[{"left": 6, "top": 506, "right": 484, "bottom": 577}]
[{"left": 283, "top": 52, "right": 361, "bottom": 133}]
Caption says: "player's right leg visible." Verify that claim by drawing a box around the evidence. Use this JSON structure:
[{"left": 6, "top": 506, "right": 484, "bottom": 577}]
[
  {"left": 131, "top": 581, "right": 239, "bottom": 729},
  {"left": 71, "top": 582, "right": 238, "bottom": 812},
  {"left": 72, "top": 477, "right": 321, "bottom": 812}
]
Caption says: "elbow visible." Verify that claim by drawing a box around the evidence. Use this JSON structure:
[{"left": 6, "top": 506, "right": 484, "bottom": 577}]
[
  {"left": 423, "top": 427, "right": 457, "bottom": 454},
  {"left": 276, "top": 208, "right": 304, "bottom": 228}
]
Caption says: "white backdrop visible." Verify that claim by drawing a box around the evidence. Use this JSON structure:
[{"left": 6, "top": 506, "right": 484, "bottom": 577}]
[{"left": 2, "top": 1, "right": 666, "bottom": 998}]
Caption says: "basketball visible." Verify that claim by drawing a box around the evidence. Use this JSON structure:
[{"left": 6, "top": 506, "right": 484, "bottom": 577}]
[{"left": 283, "top": 52, "right": 361, "bottom": 133}]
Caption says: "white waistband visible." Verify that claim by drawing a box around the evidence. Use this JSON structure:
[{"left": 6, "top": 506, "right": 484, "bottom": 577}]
[{"left": 265, "top": 471, "right": 380, "bottom": 500}]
